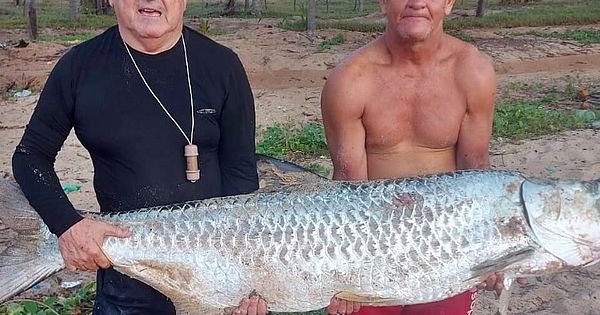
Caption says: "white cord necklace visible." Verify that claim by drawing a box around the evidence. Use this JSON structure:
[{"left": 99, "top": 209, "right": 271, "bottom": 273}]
[{"left": 123, "top": 33, "right": 200, "bottom": 183}]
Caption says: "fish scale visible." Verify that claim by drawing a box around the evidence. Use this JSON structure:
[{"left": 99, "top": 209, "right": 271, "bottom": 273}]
[{"left": 2, "top": 170, "right": 600, "bottom": 314}]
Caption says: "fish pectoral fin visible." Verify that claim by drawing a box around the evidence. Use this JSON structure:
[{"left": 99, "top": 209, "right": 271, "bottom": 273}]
[
  {"left": 468, "top": 247, "right": 536, "bottom": 281},
  {"left": 495, "top": 277, "right": 515, "bottom": 315},
  {"left": 334, "top": 291, "right": 402, "bottom": 306}
]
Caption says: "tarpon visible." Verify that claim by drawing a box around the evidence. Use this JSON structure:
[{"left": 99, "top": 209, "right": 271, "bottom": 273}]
[{"left": 1, "top": 163, "right": 600, "bottom": 314}]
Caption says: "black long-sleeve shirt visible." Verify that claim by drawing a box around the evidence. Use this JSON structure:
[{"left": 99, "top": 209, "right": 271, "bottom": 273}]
[{"left": 13, "top": 26, "right": 259, "bottom": 237}]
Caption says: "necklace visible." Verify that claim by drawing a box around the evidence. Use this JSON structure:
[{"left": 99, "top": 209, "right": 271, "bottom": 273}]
[{"left": 123, "top": 33, "right": 200, "bottom": 183}]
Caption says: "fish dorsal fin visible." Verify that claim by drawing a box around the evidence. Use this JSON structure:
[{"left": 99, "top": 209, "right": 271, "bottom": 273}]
[
  {"left": 468, "top": 247, "right": 536, "bottom": 281},
  {"left": 255, "top": 154, "right": 328, "bottom": 193},
  {"left": 334, "top": 291, "right": 404, "bottom": 306}
]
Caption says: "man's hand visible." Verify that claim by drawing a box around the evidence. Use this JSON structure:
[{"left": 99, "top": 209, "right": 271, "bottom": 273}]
[
  {"left": 232, "top": 295, "right": 267, "bottom": 315},
  {"left": 327, "top": 297, "right": 362, "bottom": 315},
  {"left": 58, "top": 218, "right": 131, "bottom": 272},
  {"left": 477, "top": 272, "right": 528, "bottom": 296}
]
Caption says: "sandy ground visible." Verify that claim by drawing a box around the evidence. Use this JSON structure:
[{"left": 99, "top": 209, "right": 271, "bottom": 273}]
[{"left": 2, "top": 19, "right": 600, "bottom": 314}]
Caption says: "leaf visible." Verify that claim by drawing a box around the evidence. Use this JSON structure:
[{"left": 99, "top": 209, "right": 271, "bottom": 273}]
[
  {"left": 22, "top": 301, "right": 39, "bottom": 313},
  {"left": 42, "top": 297, "right": 57, "bottom": 306}
]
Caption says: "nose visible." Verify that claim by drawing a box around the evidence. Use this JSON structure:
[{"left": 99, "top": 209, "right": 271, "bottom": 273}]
[{"left": 406, "top": 0, "right": 427, "bottom": 10}]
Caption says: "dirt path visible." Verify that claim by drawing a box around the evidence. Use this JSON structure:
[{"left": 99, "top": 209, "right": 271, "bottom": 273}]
[{"left": 2, "top": 22, "right": 600, "bottom": 314}]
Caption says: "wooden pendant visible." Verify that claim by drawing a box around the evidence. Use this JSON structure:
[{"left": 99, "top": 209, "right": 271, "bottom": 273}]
[{"left": 184, "top": 144, "right": 200, "bottom": 182}]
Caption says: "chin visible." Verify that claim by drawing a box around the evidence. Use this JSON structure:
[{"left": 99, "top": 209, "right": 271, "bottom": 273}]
[
  {"left": 395, "top": 26, "right": 433, "bottom": 42},
  {"left": 133, "top": 23, "right": 173, "bottom": 39}
]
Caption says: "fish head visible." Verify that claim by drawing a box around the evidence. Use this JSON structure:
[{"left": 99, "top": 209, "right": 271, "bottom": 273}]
[{"left": 522, "top": 178, "right": 600, "bottom": 267}]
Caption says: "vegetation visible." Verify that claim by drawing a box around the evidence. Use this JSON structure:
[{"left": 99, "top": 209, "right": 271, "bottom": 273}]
[
  {"left": 493, "top": 100, "right": 598, "bottom": 140},
  {"left": 317, "top": 33, "right": 345, "bottom": 51},
  {"left": 3, "top": 0, "right": 597, "bottom": 32},
  {"left": 37, "top": 33, "right": 96, "bottom": 44},
  {"left": 0, "top": 282, "right": 96, "bottom": 315},
  {"left": 447, "top": 3, "right": 600, "bottom": 30},
  {"left": 256, "top": 122, "right": 328, "bottom": 159},
  {"left": 305, "top": 162, "right": 330, "bottom": 177},
  {"left": 523, "top": 29, "right": 600, "bottom": 44}
]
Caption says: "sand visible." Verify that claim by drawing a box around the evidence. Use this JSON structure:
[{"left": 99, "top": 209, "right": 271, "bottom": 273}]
[{"left": 1, "top": 19, "right": 600, "bottom": 314}]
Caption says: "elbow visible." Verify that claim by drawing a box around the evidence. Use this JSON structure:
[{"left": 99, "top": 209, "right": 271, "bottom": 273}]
[{"left": 456, "top": 153, "right": 490, "bottom": 171}]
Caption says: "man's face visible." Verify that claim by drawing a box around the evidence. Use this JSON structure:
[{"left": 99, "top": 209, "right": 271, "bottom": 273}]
[
  {"left": 380, "top": 0, "right": 455, "bottom": 42},
  {"left": 109, "top": 0, "right": 187, "bottom": 41}
]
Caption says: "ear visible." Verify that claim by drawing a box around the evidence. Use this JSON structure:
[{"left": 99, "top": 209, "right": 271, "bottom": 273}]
[
  {"left": 379, "top": 0, "right": 388, "bottom": 15},
  {"left": 444, "top": 0, "right": 457, "bottom": 15}
]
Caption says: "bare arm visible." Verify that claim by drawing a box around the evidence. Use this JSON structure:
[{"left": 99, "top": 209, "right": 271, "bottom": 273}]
[
  {"left": 321, "top": 66, "right": 368, "bottom": 180},
  {"left": 455, "top": 50, "right": 496, "bottom": 170}
]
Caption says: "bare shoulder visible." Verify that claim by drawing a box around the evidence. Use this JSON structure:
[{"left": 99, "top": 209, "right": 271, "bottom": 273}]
[
  {"left": 443, "top": 35, "right": 496, "bottom": 114},
  {"left": 447, "top": 36, "right": 496, "bottom": 89},
  {"left": 323, "top": 38, "right": 384, "bottom": 104}
]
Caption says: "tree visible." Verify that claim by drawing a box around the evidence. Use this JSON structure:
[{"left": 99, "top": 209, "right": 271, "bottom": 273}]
[
  {"left": 28, "top": 0, "right": 37, "bottom": 40},
  {"left": 476, "top": 0, "right": 486, "bottom": 17},
  {"left": 69, "top": 0, "right": 79, "bottom": 20},
  {"left": 353, "top": 0, "right": 364, "bottom": 12},
  {"left": 306, "top": 0, "right": 316, "bottom": 33},
  {"left": 224, "top": 0, "right": 237, "bottom": 15},
  {"left": 250, "top": 0, "right": 261, "bottom": 16}
]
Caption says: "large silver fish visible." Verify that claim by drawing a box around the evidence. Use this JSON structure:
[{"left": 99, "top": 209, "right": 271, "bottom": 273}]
[{"left": 1, "top": 166, "right": 600, "bottom": 314}]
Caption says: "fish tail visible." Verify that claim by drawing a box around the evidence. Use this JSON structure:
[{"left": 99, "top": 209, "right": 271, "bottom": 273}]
[{"left": 0, "top": 176, "right": 63, "bottom": 303}]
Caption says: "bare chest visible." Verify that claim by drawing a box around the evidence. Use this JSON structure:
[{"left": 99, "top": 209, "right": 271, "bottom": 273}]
[{"left": 362, "top": 72, "right": 466, "bottom": 152}]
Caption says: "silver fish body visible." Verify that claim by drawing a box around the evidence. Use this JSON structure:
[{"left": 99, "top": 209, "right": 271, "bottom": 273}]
[{"left": 2, "top": 169, "right": 600, "bottom": 314}]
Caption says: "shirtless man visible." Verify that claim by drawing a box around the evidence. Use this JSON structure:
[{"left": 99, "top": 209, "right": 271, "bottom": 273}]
[{"left": 320, "top": 0, "right": 518, "bottom": 314}]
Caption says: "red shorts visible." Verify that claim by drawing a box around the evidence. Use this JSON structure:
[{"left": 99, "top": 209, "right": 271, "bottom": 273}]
[{"left": 356, "top": 290, "right": 477, "bottom": 315}]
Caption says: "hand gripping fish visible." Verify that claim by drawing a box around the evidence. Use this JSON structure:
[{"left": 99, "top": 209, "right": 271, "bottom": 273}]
[{"left": 1, "top": 169, "right": 600, "bottom": 314}]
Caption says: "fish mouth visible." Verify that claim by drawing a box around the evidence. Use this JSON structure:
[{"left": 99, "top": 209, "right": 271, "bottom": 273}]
[{"left": 138, "top": 7, "right": 162, "bottom": 17}]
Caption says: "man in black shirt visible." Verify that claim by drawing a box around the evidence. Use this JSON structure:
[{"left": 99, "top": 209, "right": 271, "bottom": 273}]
[{"left": 12, "top": 1, "right": 265, "bottom": 314}]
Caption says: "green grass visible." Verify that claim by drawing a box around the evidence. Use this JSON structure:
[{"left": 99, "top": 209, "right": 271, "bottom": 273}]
[
  {"left": 0, "top": 4, "right": 116, "bottom": 29},
  {"left": 446, "top": 29, "right": 474, "bottom": 42},
  {"left": 37, "top": 33, "right": 96, "bottom": 44},
  {"left": 305, "top": 162, "right": 330, "bottom": 177},
  {"left": 256, "top": 123, "right": 328, "bottom": 159},
  {"left": 2, "top": 0, "right": 597, "bottom": 31},
  {"left": 318, "top": 33, "right": 345, "bottom": 51},
  {"left": 0, "top": 282, "right": 96, "bottom": 315},
  {"left": 493, "top": 100, "right": 598, "bottom": 140},
  {"left": 0, "top": 279, "right": 328, "bottom": 315},
  {"left": 523, "top": 29, "right": 600, "bottom": 44},
  {"left": 445, "top": 2, "right": 600, "bottom": 30}
]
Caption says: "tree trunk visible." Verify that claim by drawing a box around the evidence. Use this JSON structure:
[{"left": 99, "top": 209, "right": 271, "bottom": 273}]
[
  {"left": 293, "top": 0, "right": 296, "bottom": 11},
  {"left": 476, "top": 0, "right": 486, "bottom": 17},
  {"left": 15, "top": 0, "right": 20, "bottom": 5},
  {"left": 224, "top": 0, "right": 237, "bottom": 15},
  {"left": 69, "top": 0, "right": 78, "bottom": 20},
  {"left": 245, "top": 0, "right": 249, "bottom": 11},
  {"left": 250, "top": 0, "right": 261, "bottom": 16},
  {"left": 95, "top": 0, "right": 104, "bottom": 14},
  {"left": 358, "top": 0, "right": 364, "bottom": 11},
  {"left": 263, "top": 0, "right": 267, "bottom": 10},
  {"left": 306, "top": 0, "right": 316, "bottom": 33},
  {"left": 28, "top": 0, "right": 37, "bottom": 40},
  {"left": 326, "top": 0, "right": 329, "bottom": 13}
]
